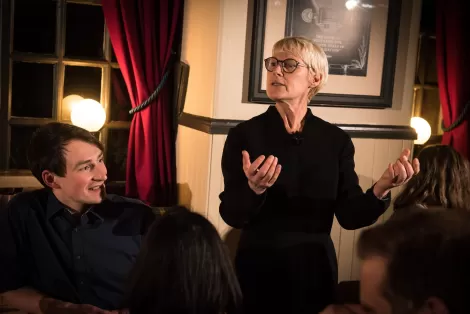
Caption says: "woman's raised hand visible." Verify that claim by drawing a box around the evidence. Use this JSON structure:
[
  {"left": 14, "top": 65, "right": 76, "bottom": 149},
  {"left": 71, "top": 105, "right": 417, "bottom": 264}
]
[{"left": 242, "top": 150, "right": 282, "bottom": 195}]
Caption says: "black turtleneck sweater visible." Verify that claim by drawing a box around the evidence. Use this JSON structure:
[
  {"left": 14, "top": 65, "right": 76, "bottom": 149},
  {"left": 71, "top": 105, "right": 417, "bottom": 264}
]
[{"left": 219, "top": 105, "right": 390, "bottom": 313}]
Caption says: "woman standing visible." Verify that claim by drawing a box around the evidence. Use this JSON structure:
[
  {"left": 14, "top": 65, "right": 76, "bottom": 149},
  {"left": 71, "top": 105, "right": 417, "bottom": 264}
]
[{"left": 219, "top": 37, "right": 419, "bottom": 314}]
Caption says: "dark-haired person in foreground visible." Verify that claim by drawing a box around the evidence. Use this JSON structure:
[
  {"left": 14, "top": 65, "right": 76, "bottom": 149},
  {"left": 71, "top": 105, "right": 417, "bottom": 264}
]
[
  {"left": 0, "top": 123, "right": 155, "bottom": 313},
  {"left": 122, "top": 207, "right": 242, "bottom": 314},
  {"left": 322, "top": 207, "right": 470, "bottom": 314}
]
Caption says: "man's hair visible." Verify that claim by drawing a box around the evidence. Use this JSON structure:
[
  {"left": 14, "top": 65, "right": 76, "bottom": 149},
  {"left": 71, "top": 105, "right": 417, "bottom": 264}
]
[
  {"left": 357, "top": 208, "right": 470, "bottom": 314},
  {"left": 393, "top": 144, "right": 470, "bottom": 211},
  {"left": 28, "top": 122, "right": 104, "bottom": 187},
  {"left": 123, "top": 206, "right": 242, "bottom": 314}
]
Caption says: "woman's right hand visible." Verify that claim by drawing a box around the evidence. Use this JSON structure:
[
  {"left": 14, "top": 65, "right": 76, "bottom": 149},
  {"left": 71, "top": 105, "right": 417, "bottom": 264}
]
[{"left": 242, "top": 150, "right": 282, "bottom": 195}]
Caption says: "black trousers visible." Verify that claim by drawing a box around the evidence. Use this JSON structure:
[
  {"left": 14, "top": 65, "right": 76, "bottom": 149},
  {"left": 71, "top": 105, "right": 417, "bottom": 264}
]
[{"left": 235, "top": 242, "right": 336, "bottom": 314}]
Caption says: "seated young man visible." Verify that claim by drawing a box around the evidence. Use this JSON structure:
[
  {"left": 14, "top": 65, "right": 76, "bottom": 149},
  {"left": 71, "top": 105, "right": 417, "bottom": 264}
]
[
  {"left": 0, "top": 123, "right": 155, "bottom": 313},
  {"left": 322, "top": 208, "right": 470, "bottom": 314}
]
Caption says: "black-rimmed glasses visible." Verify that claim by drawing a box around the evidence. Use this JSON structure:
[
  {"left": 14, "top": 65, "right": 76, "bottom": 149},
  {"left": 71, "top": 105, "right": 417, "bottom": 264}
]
[{"left": 264, "top": 57, "right": 309, "bottom": 73}]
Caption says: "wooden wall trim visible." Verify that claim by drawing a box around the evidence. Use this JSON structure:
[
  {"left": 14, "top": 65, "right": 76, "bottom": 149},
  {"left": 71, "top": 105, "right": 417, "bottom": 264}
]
[{"left": 179, "top": 112, "right": 417, "bottom": 140}]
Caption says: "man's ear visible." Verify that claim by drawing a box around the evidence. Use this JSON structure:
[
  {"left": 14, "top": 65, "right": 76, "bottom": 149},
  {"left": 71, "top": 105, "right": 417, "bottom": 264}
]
[
  {"left": 41, "top": 170, "right": 60, "bottom": 189},
  {"left": 420, "top": 297, "right": 449, "bottom": 314}
]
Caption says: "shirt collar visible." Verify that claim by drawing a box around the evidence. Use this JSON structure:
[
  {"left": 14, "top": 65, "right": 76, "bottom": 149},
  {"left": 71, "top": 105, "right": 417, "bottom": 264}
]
[{"left": 46, "top": 190, "right": 104, "bottom": 222}]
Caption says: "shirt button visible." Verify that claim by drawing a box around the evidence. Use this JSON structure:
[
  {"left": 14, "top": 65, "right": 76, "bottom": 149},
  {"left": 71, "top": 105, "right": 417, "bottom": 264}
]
[
  {"left": 73, "top": 228, "right": 78, "bottom": 232},
  {"left": 79, "top": 281, "right": 84, "bottom": 285},
  {"left": 76, "top": 255, "right": 81, "bottom": 260}
]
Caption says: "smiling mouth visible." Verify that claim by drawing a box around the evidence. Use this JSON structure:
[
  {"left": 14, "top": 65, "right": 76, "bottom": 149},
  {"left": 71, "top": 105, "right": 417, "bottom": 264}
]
[
  {"left": 88, "top": 185, "right": 103, "bottom": 191},
  {"left": 272, "top": 83, "right": 284, "bottom": 86}
]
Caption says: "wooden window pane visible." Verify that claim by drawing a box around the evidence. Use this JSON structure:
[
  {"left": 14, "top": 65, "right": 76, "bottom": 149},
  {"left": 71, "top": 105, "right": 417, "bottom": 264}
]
[
  {"left": 110, "top": 69, "right": 132, "bottom": 121},
  {"left": 64, "top": 65, "right": 102, "bottom": 104},
  {"left": 106, "top": 129, "right": 129, "bottom": 181},
  {"left": 13, "top": 0, "right": 57, "bottom": 54},
  {"left": 11, "top": 62, "right": 54, "bottom": 118},
  {"left": 9, "top": 126, "right": 39, "bottom": 170},
  {"left": 65, "top": 3, "right": 105, "bottom": 58}
]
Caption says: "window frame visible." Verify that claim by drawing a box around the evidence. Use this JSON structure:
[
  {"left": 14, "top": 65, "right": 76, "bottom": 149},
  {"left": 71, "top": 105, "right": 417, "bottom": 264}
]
[
  {"left": 412, "top": 32, "right": 442, "bottom": 136},
  {"left": 0, "top": 0, "right": 130, "bottom": 185}
]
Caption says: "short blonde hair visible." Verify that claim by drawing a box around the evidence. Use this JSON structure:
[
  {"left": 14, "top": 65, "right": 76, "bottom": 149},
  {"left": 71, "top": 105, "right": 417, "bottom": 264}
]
[{"left": 272, "top": 36, "right": 329, "bottom": 99}]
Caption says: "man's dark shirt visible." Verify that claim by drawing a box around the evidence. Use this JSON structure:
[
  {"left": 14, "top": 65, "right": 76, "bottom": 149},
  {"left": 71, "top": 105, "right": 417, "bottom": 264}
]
[{"left": 0, "top": 189, "right": 155, "bottom": 310}]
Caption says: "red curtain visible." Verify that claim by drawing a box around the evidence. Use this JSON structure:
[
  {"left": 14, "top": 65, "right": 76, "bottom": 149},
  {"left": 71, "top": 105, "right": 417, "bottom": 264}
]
[
  {"left": 436, "top": 0, "right": 470, "bottom": 159},
  {"left": 102, "top": 0, "right": 182, "bottom": 206},
  {"left": 110, "top": 70, "right": 131, "bottom": 122}
]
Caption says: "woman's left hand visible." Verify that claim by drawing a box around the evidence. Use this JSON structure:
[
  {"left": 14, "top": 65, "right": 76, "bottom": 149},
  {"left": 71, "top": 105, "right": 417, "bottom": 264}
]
[{"left": 373, "top": 148, "right": 420, "bottom": 198}]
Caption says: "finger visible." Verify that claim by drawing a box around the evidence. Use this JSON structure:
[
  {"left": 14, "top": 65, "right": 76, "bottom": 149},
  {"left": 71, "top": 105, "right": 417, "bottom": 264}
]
[
  {"left": 401, "top": 158, "right": 414, "bottom": 179},
  {"left": 412, "top": 158, "right": 420, "bottom": 174},
  {"left": 393, "top": 162, "right": 407, "bottom": 185},
  {"left": 399, "top": 154, "right": 408, "bottom": 164},
  {"left": 260, "top": 157, "right": 278, "bottom": 185},
  {"left": 400, "top": 148, "right": 411, "bottom": 159},
  {"left": 250, "top": 155, "right": 267, "bottom": 174},
  {"left": 254, "top": 155, "right": 275, "bottom": 180},
  {"left": 245, "top": 154, "right": 265, "bottom": 176},
  {"left": 396, "top": 153, "right": 415, "bottom": 181},
  {"left": 267, "top": 164, "right": 282, "bottom": 185},
  {"left": 242, "top": 150, "right": 251, "bottom": 171},
  {"left": 388, "top": 163, "right": 395, "bottom": 179}
]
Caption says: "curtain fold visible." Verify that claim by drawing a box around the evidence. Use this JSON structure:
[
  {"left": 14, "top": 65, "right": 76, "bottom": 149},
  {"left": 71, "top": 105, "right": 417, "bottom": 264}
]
[
  {"left": 102, "top": 0, "right": 182, "bottom": 205},
  {"left": 436, "top": 0, "right": 470, "bottom": 159}
]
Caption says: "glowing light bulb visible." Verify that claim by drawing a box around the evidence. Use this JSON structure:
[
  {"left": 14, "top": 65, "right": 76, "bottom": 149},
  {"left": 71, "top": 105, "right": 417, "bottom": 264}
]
[
  {"left": 410, "top": 117, "right": 432, "bottom": 145},
  {"left": 345, "top": 0, "right": 359, "bottom": 10},
  {"left": 71, "top": 99, "right": 106, "bottom": 132},
  {"left": 62, "top": 94, "right": 84, "bottom": 120}
]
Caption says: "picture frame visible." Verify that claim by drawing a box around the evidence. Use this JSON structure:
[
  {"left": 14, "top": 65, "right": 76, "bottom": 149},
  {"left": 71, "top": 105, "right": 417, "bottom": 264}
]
[{"left": 248, "top": 0, "right": 402, "bottom": 109}]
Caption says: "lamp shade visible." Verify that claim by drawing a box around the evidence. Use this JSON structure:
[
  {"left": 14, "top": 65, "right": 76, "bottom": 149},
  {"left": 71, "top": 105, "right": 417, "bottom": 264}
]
[
  {"left": 71, "top": 99, "right": 106, "bottom": 132},
  {"left": 410, "top": 117, "right": 432, "bottom": 145}
]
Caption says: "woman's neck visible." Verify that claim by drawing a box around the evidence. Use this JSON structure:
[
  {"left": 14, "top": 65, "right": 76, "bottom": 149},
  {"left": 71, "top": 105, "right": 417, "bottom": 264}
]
[{"left": 275, "top": 102, "right": 308, "bottom": 134}]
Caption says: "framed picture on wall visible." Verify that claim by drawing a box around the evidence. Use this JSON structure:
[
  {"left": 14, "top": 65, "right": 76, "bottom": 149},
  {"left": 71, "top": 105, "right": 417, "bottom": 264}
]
[{"left": 248, "top": 0, "right": 402, "bottom": 109}]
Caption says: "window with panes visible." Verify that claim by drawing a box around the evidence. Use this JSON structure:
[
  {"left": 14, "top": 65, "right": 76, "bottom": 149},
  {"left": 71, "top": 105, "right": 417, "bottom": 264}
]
[{"left": 0, "top": 0, "right": 130, "bottom": 185}]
